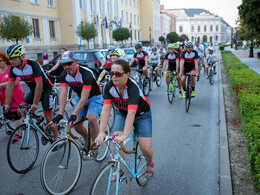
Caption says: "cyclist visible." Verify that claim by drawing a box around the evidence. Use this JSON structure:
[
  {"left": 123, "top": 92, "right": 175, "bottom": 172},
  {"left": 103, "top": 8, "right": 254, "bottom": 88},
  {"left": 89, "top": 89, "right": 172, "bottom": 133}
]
[
  {"left": 129, "top": 43, "right": 149, "bottom": 78},
  {"left": 180, "top": 42, "right": 199, "bottom": 98},
  {"left": 100, "top": 45, "right": 115, "bottom": 70},
  {"left": 95, "top": 59, "right": 154, "bottom": 178},
  {"left": 51, "top": 51, "right": 102, "bottom": 157},
  {"left": 0, "top": 52, "right": 24, "bottom": 139},
  {"left": 194, "top": 41, "right": 205, "bottom": 72},
  {"left": 97, "top": 49, "right": 121, "bottom": 84},
  {"left": 148, "top": 47, "right": 161, "bottom": 79},
  {"left": 5, "top": 45, "right": 58, "bottom": 139},
  {"left": 205, "top": 47, "right": 218, "bottom": 79},
  {"left": 47, "top": 48, "right": 67, "bottom": 75},
  {"left": 157, "top": 46, "right": 166, "bottom": 65},
  {"left": 163, "top": 43, "right": 182, "bottom": 98},
  {"left": 175, "top": 42, "right": 183, "bottom": 61}
]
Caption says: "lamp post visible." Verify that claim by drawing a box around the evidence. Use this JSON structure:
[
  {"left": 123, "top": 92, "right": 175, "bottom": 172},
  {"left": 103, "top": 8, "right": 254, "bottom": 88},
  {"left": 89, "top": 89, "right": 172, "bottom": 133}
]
[
  {"left": 129, "top": 22, "right": 132, "bottom": 47},
  {"left": 149, "top": 27, "right": 152, "bottom": 43},
  {"left": 235, "top": 27, "right": 238, "bottom": 50},
  {"left": 249, "top": 29, "right": 254, "bottom": 57}
]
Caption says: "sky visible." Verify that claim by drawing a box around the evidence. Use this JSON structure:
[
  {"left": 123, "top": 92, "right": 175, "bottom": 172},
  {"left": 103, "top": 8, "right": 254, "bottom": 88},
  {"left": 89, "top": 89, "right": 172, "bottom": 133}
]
[{"left": 160, "top": 0, "right": 242, "bottom": 27}]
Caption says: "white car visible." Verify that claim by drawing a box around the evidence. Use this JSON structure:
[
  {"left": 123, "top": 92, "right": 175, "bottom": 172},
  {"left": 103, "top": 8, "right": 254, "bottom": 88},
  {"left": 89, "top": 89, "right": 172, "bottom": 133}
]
[{"left": 123, "top": 48, "right": 136, "bottom": 62}]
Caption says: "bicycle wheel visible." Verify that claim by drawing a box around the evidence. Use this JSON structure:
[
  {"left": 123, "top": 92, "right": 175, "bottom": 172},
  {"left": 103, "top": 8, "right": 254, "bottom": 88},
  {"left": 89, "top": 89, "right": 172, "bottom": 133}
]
[
  {"left": 185, "top": 86, "right": 191, "bottom": 112},
  {"left": 95, "top": 118, "right": 110, "bottom": 162},
  {"left": 209, "top": 69, "right": 213, "bottom": 85},
  {"left": 142, "top": 78, "right": 150, "bottom": 97},
  {"left": 7, "top": 124, "right": 39, "bottom": 173},
  {"left": 167, "top": 81, "right": 174, "bottom": 104},
  {"left": 149, "top": 71, "right": 153, "bottom": 91},
  {"left": 5, "top": 119, "right": 16, "bottom": 135},
  {"left": 135, "top": 141, "right": 149, "bottom": 186},
  {"left": 90, "top": 162, "right": 131, "bottom": 195},
  {"left": 156, "top": 70, "right": 162, "bottom": 87},
  {"left": 41, "top": 139, "right": 82, "bottom": 195},
  {"left": 52, "top": 92, "right": 59, "bottom": 111},
  {"left": 68, "top": 88, "right": 77, "bottom": 107}
]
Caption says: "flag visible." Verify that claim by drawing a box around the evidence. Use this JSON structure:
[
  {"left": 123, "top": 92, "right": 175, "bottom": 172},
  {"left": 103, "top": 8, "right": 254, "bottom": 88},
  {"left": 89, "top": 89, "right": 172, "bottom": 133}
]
[
  {"left": 114, "top": 17, "right": 118, "bottom": 28},
  {"left": 118, "top": 19, "right": 122, "bottom": 27},
  {"left": 96, "top": 14, "right": 99, "bottom": 26},
  {"left": 105, "top": 16, "right": 108, "bottom": 29}
]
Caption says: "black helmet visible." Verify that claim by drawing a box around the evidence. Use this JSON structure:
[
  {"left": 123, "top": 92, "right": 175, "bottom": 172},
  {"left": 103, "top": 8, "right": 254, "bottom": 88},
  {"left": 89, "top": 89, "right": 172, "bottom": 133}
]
[
  {"left": 135, "top": 43, "right": 142, "bottom": 49},
  {"left": 152, "top": 47, "right": 157, "bottom": 51}
]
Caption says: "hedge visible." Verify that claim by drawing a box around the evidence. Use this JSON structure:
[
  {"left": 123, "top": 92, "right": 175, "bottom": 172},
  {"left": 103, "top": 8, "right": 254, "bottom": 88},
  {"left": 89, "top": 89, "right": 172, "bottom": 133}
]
[{"left": 221, "top": 51, "right": 260, "bottom": 191}]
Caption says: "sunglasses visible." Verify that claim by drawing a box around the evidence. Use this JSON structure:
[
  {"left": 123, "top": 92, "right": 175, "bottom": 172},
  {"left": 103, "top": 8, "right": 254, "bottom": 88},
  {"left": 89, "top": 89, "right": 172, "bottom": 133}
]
[
  {"left": 61, "top": 61, "right": 74, "bottom": 67},
  {"left": 110, "top": 71, "right": 125, "bottom": 77}
]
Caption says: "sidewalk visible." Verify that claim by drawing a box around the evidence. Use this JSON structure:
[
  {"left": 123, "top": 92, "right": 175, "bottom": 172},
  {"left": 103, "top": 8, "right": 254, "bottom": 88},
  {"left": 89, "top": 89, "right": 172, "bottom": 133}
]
[{"left": 225, "top": 47, "right": 260, "bottom": 75}]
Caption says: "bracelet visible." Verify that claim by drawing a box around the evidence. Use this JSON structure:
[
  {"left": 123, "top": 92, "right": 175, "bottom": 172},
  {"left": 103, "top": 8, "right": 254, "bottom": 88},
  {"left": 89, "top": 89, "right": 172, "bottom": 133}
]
[
  {"left": 48, "top": 70, "right": 51, "bottom": 73},
  {"left": 98, "top": 78, "right": 102, "bottom": 81}
]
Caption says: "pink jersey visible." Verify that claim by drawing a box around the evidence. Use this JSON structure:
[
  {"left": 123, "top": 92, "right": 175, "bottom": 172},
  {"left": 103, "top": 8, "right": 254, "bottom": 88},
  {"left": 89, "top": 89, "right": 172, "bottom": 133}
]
[{"left": 0, "top": 66, "right": 24, "bottom": 110}]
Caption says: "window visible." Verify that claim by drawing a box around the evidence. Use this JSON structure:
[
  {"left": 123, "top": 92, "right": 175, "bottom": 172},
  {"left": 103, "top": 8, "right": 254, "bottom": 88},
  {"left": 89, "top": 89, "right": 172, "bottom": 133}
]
[
  {"left": 130, "top": 0, "right": 132, "bottom": 7},
  {"left": 210, "top": 25, "right": 213, "bottom": 32},
  {"left": 48, "top": 0, "right": 54, "bottom": 7},
  {"left": 138, "top": 15, "right": 139, "bottom": 25},
  {"left": 216, "top": 35, "right": 218, "bottom": 41},
  {"left": 179, "top": 26, "right": 183, "bottom": 33},
  {"left": 191, "top": 36, "right": 194, "bottom": 42},
  {"left": 191, "top": 25, "right": 194, "bottom": 32},
  {"left": 197, "top": 25, "right": 200, "bottom": 32},
  {"left": 130, "top": 13, "right": 132, "bottom": 23},
  {"left": 90, "top": 0, "right": 93, "bottom": 11},
  {"left": 204, "top": 25, "right": 207, "bottom": 32},
  {"left": 134, "top": 15, "right": 136, "bottom": 25},
  {"left": 33, "top": 19, "right": 40, "bottom": 38},
  {"left": 126, "top": 0, "right": 127, "bottom": 5},
  {"left": 121, "top": 11, "right": 124, "bottom": 22},
  {"left": 134, "top": 0, "right": 135, "bottom": 8},
  {"left": 216, "top": 25, "right": 219, "bottom": 32},
  {"left": 31, "top": 0, "right": 39, "bottom": 4},
  {"left": 137, "top": 1, "right": 139, "bottom": 9},
  {"left": 49, "top": 20, "right": 55, "bottom": 39},
  {"left": 126, "top": 12, "right": 128, "bottom": 23},
  {"left": 79, "top": 0, "right": 83, "bottom": 9}
]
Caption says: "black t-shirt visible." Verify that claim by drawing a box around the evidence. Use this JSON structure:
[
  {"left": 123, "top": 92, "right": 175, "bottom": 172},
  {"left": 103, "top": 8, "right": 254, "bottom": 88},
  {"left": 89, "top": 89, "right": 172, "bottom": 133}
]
[
  {"left": 133, "top": 50, "right": 148, "bottom": 66},
  {"left": 60, "top": 65, "right": 101, "bottom": 98},
  {"left": 164, "top": 52, "right": 179, "bottom": 66},
  {"left": 9, "top": 58, "right": 53, "bottom": 92},
  {"left": 181, "top": 50, "right": 199, "bottom": 67},
  {"left": 103, "top": 78, "right": 150, "bottom": 116}
]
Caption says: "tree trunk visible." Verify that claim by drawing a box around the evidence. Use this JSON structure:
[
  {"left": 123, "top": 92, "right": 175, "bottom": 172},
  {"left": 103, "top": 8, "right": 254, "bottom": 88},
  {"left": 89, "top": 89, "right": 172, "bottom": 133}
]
[
  {"left": 16, "top": 39, "right": 18, "bottom": 44},
  {"left": 87, "top": 40, "right": 90, "bottom": 49}
]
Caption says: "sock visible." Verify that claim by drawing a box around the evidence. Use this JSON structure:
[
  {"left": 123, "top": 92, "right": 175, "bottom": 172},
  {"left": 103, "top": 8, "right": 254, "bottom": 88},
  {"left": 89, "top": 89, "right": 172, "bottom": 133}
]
[
  {"left": 192, "top": 87, "right": 195, "bottom": 91},
  {"left": 183, "top": 87, "right": 186, "bottom": 91},
  {"left": 179, "top": 90, "right": 182, "bottom": 93}
]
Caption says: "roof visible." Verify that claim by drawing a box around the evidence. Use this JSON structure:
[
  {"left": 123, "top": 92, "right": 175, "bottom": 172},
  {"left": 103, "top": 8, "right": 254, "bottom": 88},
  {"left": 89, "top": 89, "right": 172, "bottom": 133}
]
[{"left": 166, "top": 8, "right": 216, "bottom": 18}]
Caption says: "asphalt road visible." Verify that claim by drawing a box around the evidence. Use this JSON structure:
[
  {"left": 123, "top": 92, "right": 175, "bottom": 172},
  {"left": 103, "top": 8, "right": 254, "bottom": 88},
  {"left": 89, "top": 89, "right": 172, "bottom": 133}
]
[{"left": 0, "top": 51, "right": 220, "bottom": 195}]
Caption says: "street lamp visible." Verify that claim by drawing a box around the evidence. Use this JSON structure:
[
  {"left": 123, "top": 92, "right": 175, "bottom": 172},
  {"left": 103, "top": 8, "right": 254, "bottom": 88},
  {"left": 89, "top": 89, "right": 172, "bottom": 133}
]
[
  {"left": 129, "top": 22, "right": 132, "bottom": 47},
  {"left": 235, "top": 27, "right": 238, "bottom": 50},
  {"left": 249, "top": 29, "right": 254, "bottom": 57},
  {"left": 149, "top": 27, "right": 151, "bottom": 43}
]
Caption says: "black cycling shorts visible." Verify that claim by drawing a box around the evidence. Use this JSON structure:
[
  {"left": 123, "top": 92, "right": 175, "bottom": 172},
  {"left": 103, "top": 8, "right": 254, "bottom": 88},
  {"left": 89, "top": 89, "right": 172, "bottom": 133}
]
[
  {"left": 4, "top": 110, "right": 21, "bottom": 120},
  {"left": 183, "top": 65, "right": 196, "bottom": 75},
  {"left": 22, "top": 90, "right": 53, "bottom": 113},
  {"left": 167, "top": 63, "right": 177, "bottom": 72}
]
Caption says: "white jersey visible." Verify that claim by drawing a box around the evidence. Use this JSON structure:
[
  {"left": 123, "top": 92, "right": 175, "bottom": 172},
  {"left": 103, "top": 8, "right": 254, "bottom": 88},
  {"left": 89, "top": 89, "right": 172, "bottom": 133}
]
[
  {"left": 157, "top": 48, "right": 166, "bottom": 57},
  {"left": 207, "top": 53, "right": 216, "bottom": 64},
  {"left": 150, "top": 53, "right": 159, "bottom": 63},
  {"left": 194, "top": 44, "right": 204, "bottom": 57}
]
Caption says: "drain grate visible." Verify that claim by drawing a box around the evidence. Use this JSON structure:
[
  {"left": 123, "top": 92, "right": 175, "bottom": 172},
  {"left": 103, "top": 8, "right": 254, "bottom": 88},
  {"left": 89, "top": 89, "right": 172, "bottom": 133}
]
[{"left": 192, "top": 124, "right": 201, "bottom": 127}]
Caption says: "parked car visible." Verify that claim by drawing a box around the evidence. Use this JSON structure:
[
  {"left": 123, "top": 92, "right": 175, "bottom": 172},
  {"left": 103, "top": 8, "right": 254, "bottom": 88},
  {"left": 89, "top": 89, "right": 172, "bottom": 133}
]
[
  {"left": 42, "top": 50, "right": 105, "bottom": 79},
  {"left": 100, "top": 49, "right": 109, "bottom": 59},
  {"left": 123, "top": 48, "right": 136, "bottom": 62}
]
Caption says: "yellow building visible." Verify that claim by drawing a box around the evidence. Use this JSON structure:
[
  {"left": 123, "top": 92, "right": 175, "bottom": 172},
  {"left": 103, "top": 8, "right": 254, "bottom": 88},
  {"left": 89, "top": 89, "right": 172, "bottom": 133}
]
[{"left": 0, "top": 0, "right": 161, "bottom": 59}]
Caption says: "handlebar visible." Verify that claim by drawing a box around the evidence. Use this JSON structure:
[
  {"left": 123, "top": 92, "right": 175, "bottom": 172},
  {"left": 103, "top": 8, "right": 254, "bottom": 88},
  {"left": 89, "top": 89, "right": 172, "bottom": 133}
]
[
  {"left": 120, "top": 142, "right": 135, "bottom": 154},
  {"left": 47, "top": 74, "right": 60, "bottom": 80}
]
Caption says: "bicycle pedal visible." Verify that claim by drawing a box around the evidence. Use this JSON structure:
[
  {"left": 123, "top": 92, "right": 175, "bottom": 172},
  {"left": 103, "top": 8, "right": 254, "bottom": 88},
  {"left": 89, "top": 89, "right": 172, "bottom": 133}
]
[{"left": 41, "top": 136, "right": 49, "bottom": 145}]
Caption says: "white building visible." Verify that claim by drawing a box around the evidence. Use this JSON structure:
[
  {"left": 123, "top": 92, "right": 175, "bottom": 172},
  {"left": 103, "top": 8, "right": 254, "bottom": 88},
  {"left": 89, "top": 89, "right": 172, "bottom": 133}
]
[{"left": 166, "top": 8, "right": 232, "bottom": 44}]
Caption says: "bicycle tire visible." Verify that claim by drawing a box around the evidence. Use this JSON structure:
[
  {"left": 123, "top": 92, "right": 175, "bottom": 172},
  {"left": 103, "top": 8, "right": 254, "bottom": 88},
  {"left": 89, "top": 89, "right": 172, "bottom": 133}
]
[
  {"left": 135, "top": 141, "right": 149, "bottom": 186},
  {"left": 185, "top": 86, "right": 192, "bottom": 112},
  {"left": 7, "top": 124, "right": 39, "bottom": 173},
  {"left": 6, "top": 120, "right": 16, "bottom": 131},
  {"left": 90, "top": 162, "right": 131, "bottom": 195},
  {"left": 40, "top": 138, "right": 82, "bottom": 195},
  {"left": 142, "top": 78, "right": 150, "bottom": 97},
  {"left": 52, "top": 93, "right": 59, "bottom": 112},
  {"left": 149, "top": 71, "right": 153, "bottom": 91},
  {"left": 209, "top": 69, "right": 213, "bottom": 85},
  {"left": 167, "top": 81, "right": 174, "bottom": 104},
  {"left": 68, "top": 88, "right": 77, "bottom": 107},
  {"left": 108, "top": 104, "right": 116, "bottom": 131},
  {"left": 156, "top": 70, "right": 162, "bottom": 87}
]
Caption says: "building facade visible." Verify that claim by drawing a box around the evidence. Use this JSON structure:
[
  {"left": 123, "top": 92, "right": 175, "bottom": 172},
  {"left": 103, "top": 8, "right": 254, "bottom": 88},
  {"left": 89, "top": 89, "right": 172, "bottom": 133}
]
[
  {"left": 165, "top": 8, "right": 232, "bottom": 44},
  {"left": 0, "top": 0, "right": 161, "bottom": 59}
]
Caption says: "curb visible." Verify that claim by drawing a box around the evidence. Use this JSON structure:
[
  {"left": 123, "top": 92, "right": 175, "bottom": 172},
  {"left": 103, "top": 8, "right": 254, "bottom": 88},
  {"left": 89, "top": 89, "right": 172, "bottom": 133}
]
[{"left": 218, "top": 50, "right": 233, "bottom": 195}]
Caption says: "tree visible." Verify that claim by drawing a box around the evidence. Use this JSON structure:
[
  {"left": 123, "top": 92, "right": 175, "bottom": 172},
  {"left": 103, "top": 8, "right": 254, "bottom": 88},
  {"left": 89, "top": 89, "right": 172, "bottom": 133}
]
[
  {"left": 0, "top": 15, "right": 33, "bottom": 44},
  {"left": 159, "top": 36, "right": 165, "bottom": 42},
  {"left": 166, "top": 32, "right": 179, "bottom": 43},
  {"left": 112, "top": 27, "right": 131, "bottom": 45},
  {"left": 238, "top": 0, "right": 260, "bottom": 33},
  {"left": 76, "top": 22, "right": 98, "bottom": 49},
  {"left": 179, "top": 34, "right": 189, "bottom": 41}
]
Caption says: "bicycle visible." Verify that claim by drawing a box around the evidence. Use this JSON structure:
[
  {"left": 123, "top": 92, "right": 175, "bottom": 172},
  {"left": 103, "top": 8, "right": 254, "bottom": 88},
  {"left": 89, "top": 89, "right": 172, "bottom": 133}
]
[
  {"left": 131, "top": 68, "right": 150, "bottom": 97},
  {"left": 166, "top": 71, "right": 178, "bottom": 104},
  {"left": 6, "top": 105, "right": 69, "bottom": 173},
  {"left": 208, "top": 63, "right": 214, "bottom": 85},
  {"left": 90, "top": 127, "right": 150, "bottom": 195},
  {"left": 149, "top": 63, "right": 162, "bottom": 91},
  {"left": 40, "top": 117, "right": 111, "bottom": 195},
  {"left": 0, "top": 113, "right": 16, "bottom": 135},
  {"left": 184, "top": 73, "right": 198, "bottom": 112}
]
